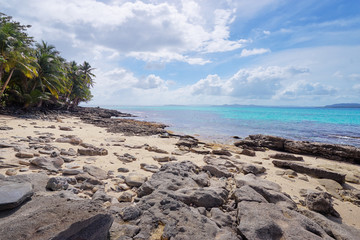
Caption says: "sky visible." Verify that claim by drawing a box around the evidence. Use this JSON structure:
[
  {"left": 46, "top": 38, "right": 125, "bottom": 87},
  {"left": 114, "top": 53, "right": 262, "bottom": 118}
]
[{"left": 1, "top": 0, "right": 360, "bottom": 106}]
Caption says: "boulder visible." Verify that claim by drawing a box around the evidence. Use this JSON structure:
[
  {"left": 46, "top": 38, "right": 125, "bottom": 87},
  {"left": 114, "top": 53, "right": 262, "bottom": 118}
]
[
  {"left": 212, "top": 149, "right": 232, "bottom": 156},
  {"left": 202, "top": 164, "right": 233, "bottom": 178},
  {"left": 56, "top": 136, "right": 83, "bottom": 145},
  {"left": 237, "top": 202, "right": 329, "bottom": 240},
  {"left": 116, "top": 153, "right": 136, "bottom": 163},
  {"left": 305, "top": 192, "right": 339, "bottom": 217},
  {"left": 0, "top": 182, "right": 33, "bottom": 210},
  {"left": 15, "top": 152, "right": 34, "bottom": 158},
  {"left": 269, "top": 153, "right": 303, "bottom": 161},
  {"left": 125, "top": 173, "right": 147, "bottom": 187},
  {"left": 83, "top": 165, "right": 108, "bottom": 180},
  {"left": 272, "top": 160, "right": 346, "bottom": 183},
  {"left": 140, "top": 163, "right": 159, "bottom": 173},
  {"left": 46, "top": 177, "right": 69, "bottom": 191},
  {"left": 232, "top": 185, "right": 267, "bottom": 204},
  {"left": 78, "top": 147, "right": 108, "bottom": 156},
  {"left": 242, "top": 163, "right": 266, "bottom": 175},
  {"left": 59, "top": 126, "right": 73, "bottom": 131},
  {"left": 240, "top": 149, "right": 256, "bottom": 157},
  {"left": 145, "top": 146, "right": 168, "bottom": 154},
  {"left": 30, "top": 156, "right": 64, "bottom": 172}
]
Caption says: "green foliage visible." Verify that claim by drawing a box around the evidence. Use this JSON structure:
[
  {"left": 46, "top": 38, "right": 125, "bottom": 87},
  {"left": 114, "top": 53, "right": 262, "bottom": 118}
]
[{"left": 0, "top": 13, "right": 95, "bottom": 108}]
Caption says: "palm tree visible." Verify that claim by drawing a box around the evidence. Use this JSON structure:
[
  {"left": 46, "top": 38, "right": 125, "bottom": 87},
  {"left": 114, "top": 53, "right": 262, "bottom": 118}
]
[
  {"left": 30, "top": 40, "right": 67, "bottom": 107},
  {"left": 0, "top": 13, "right": 38, "bottom": 99}
]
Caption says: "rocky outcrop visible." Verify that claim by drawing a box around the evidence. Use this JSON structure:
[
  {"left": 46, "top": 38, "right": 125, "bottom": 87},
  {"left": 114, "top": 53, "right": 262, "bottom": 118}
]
[
  {"left": 235, "top": 134, "right": 360, "bottom": 164},
  {"left": 272, "top": 160, "right": 346, "bottom": 184},
  {"left": 0, "top": 181, "right": 33, "bottom": 210},
  {"left": 30, "top": 156, "right": 64, "bottom": 172}
]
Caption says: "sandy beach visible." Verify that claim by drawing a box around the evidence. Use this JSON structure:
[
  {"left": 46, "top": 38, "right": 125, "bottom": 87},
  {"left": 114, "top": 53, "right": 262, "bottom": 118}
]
[{"left": 1, "top": 109, "right": 360, "bottom": 239}]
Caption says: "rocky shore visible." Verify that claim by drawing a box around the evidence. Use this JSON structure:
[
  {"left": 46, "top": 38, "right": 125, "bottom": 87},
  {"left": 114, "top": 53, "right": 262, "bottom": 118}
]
[{"left": 0, "top": 107, "right": 360, "bottom": 239}]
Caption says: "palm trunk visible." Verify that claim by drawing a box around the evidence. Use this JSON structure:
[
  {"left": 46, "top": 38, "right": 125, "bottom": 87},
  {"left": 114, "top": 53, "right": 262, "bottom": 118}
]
[{"left": 0, "top": 68, "right": 15, "bottom": 99}]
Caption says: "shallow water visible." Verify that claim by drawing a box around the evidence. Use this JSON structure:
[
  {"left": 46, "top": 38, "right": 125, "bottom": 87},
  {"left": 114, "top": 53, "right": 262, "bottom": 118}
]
[{"left": 105, "top": 105, "right": 360, "bottom": 147}]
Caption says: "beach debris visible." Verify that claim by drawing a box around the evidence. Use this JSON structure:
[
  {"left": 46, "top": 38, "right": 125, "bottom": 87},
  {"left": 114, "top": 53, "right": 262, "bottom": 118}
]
[
  {"left": 145, "top": 146, "right": 169, "bottom": 154},
  {"left": 269, "top": 153, "right": 303, "bottom": 161},
  {"left": 272, "top": 160, "right": 346, "bottom": 184}
]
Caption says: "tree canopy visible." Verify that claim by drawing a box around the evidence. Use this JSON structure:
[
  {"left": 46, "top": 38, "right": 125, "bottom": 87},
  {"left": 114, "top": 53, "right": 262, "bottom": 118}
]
[{"left": 0, "top": 13, "right": 94, "bottom": 109}]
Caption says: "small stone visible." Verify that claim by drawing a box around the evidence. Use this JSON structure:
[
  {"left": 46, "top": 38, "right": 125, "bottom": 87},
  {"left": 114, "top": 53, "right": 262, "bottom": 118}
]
[
  {"left": 118, "top": 191, "right": 134, "bottom": 202},
  {"left": 140, "top": 163, "right": 159, "bottom": 173},
  {"left": 145, "top": 146, "right": 169, "bottom": 154},
  {"left": 59, "top": 126, "right": 73, "bottom": 131},
  {"left": 19, "top": 168, "right": 28, "bottom": 172},
  {"left": 15, "top": 152, "right": 34, "bottom": 158},
  {"left": 153, "top": 156, "right": 176, "bottom": 162},
  {"left": 46, "top": 177, "right": 69, "bottom": 191},
  {"left": 125, "top": 173, "right": 147, "bottom": 187},
  {"left": 240, "top": 149, "right": 256, "bottom": 157},
  {"left": 18, "top": 159, "right": 31, "bottom": 166},
  {"left": 5, "top": 169, "right": 17, "bottom": 176},
  {"left": 118, "top": 168, "right": 130, "bottom": 173}
]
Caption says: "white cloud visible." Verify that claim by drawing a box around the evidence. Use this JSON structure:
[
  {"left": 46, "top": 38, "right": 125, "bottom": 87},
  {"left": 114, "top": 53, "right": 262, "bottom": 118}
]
[
  {"left": 190, "top": 66, "right": 309, "bottom": 99},
  {"left": 135, "top": 74, "right": 167, "bottom": 90},
  {"left": 240, "top": 48, "right": 271, "bottom": 57},
  {"left": 263, "top": 30, "right": 271, "bottom": 35},
  {"left": 4, "top": 0, "right": 247, "bottom": 64},
  {"left": 277, "top": 81, "right": 337, "bottom": 100}
]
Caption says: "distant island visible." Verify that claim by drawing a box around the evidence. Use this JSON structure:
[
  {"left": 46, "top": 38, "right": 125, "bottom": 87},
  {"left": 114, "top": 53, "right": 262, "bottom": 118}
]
[{"left": 324, "top": 103, "right": 360, "bottom": 108}]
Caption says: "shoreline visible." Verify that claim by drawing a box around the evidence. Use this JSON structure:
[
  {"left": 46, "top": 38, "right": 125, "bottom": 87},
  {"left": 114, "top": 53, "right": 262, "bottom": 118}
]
[{"left": 0, "top": 106, "right": 360, "bottom": 239}]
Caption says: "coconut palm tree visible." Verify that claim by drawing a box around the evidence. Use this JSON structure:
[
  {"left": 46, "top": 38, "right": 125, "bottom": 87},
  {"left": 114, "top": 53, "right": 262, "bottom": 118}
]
[{"left": 0, "top": 13, "right": 38, "bottom": 99}]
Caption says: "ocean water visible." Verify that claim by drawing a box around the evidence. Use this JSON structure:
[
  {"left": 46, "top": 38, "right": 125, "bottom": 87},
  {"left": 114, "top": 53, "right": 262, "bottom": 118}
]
[{"left": 107, "top": 105, "right": 360, "bottom": 147}]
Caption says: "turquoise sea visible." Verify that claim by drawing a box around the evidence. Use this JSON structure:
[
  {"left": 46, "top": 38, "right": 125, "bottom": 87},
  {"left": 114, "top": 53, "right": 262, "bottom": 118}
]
[{"left": 106, "top": 105, "right": 360, "bottom": 147}]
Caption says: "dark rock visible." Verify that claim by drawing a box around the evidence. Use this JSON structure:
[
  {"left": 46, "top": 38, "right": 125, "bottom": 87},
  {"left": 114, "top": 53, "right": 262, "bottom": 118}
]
[
  {"left": 272, "top": 160, "right": 346, "bottom": 183},
  {"left": 232, "top": 185, "right": 267, "bottom": 203},
  {"left": 63, "top": 169, "right": 83, "bottom": 175},
  {"left": 75, "top": 173, "right": 103, "bottom": 185},
  {"left": 202, "top": 164, "right": 233, "bottom": 178},
  {"left": 59, "top": 126, "right": 73, "bottom": 131},
  {"left": 153, "top": 156, "right": 176, "bottom": 162},
  {"left": 0, "top": 182, "right": 33, "bottom": 210},
  {"left": 305, "top": 192, "right": 339, "bottom": 217},
  {"left": 83, "top": 165, "right": 108, "bottom": 180},
  {"left": 15, "top": 152, "right": 34, "bottom": 158},
  {"left": 117, "top": 167, "right": 130, "bottom": 173},
  {"left": 0, "top": 126, "right": 13, "bottom": 130},
  {"left": 125, "top": 173, "right": 147, "bottom": 187},
  {"left": 92, "top": 190, "right": 112, "bottom": 202},
  {"left": 237, "top": 202, "right": 328, "bottom": 240},
  {"left": 242, "top": 163, "right": 266, "bottom": 175},
  {"left": 238, "top": 134, "right": 360, "bottom": 164},
  {"left": 175, "top": 138, "right": 198, "bottom": 148},
  {"left": 56, "top": 136, "right": 83, "bottom": 145},
  {"left": 240, "top": 149, "right": 256, "bottom": 157},
  {"left": 30, "top": 156, "right": 64, "bottom": 172},
  {"left": 78, "top": 147, "right": 108, "bottom": 156},
  {"left": 140, "top": 163, "right": 159, "bottom": 173},
  {"left": 116, "top": 153, "right": 136, "bottom": 163},
  {"left": 60, "top": 148, "right": 77, "bottom": 156},
  {"left": 269, "top": 153, "right": 303, "bottom": 161},
  {"left": 212, "top": 149, "right": 232, "bottom": 156},
  {"left": 299, "top": 208, "right": 360, "bottom": 239},
  {"left": 119, "top": 206, "right": 142, "bottom": 221},
  {"left": 46, "top": 177, "right": 69, "bottom": 191},
  {"left": 210, "top": 208, "right": 234, "bottom": 227},
  {"left": 145, "top": 146, "right": 168, "bottom": 154},
  {"left": 192, "top": 172, "right": 210, "bottom": 187},
  {"left": 172, "top": 187, "right": 228, "bottom": 208},
  {"left": 235, "top": 173, "right": 282, "bottom": 192}
]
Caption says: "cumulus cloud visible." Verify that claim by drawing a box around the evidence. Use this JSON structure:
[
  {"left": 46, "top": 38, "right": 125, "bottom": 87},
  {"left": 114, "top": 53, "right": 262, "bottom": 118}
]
[
  {"left": 240, "top": 48, "right": 271, "bottom": 57},
  {"left": 190, "top": 66, "right": 309, "bottom": 99},
  {"left": 135, "top": 74, "right": 168, "bottom": 90},
  {"left": 4, "top": 0, "right": 248, "bottom": 64},
  {"left": 277, "top": 81, "right": 337, "bottom": 100}
]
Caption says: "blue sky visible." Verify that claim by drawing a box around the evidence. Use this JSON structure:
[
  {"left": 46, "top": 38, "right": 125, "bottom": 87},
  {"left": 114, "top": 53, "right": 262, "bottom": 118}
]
[{"left": 1, "top": 0, "right": 360, "bottom": 106}]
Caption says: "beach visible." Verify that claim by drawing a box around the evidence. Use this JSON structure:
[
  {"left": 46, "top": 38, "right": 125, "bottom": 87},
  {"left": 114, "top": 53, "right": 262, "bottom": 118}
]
[{"left": 0, "top": 107, "right": 360, "bottom": 239}]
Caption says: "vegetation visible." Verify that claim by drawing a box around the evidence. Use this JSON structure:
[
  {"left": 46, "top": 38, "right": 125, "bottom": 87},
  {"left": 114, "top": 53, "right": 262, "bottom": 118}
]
[{"left": 0, "top": 13, "right": 94, "bottom": 109}]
